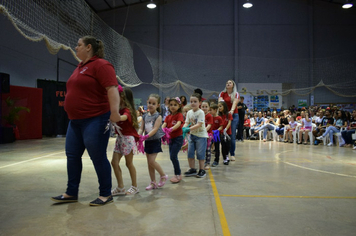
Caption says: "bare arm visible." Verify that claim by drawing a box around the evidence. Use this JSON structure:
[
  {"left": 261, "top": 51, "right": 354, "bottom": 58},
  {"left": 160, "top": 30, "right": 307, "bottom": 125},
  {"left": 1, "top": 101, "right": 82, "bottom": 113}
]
[
  {"left": 106, "top": 86, "right": 120, "bottom": 122},
  {"left": 146, "top": 116, "right": 163, "bottom": 137},
  {"left": 171, "top": 121, "right": 182, "bottom": 131}
]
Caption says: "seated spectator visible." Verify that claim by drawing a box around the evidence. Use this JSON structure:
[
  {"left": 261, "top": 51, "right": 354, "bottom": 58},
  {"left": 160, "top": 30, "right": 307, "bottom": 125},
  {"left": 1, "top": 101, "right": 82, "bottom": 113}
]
[
  {"left": 243, "top": 114, "right": 251, "bottom": 140},
  {"left": 276, "top": 112, "right": 289, "bottom": 141},
  {"left": 250, "top": 112, "right": 265, "bottom": 139},
  {"left": 313, "top": 109, "right": 334, "bottom": 145},
  {"left": 259, "top": 111, "right": 279, "bottom": 142},
  {"left": 316, "top": 110, "right": 347, "bottom": 146},
  {"left": 340, "top": 109, "right": 356, "bottom": 148},
  {"left": 298, "top": 111, "right": 312, "bottom": 145},
  {"left": 285, "top": 115, "right": 298, "bottom": 143}
]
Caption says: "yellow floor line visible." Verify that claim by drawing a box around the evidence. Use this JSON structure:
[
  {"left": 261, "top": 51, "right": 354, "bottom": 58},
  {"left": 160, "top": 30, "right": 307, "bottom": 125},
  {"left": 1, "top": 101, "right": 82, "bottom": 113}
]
[
  {"left": 220, "top": 194, "right": 356, "bottom": 199},
  {"left": 208, "top": 170, "right": 231, "bottom": 236}
]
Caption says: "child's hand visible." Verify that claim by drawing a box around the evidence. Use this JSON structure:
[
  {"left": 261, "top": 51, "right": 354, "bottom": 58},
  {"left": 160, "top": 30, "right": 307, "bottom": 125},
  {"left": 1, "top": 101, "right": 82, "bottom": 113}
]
[{"left": 140, "top": 134, "right": 149, "bottom": 142}]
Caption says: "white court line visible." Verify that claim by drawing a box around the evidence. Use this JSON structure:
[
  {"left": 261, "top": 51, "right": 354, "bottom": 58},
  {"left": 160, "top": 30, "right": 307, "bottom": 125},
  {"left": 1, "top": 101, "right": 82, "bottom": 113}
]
[
  {"left": 275, "top": 151, "right": 356, "bottom": 179},
  {"left": 0, "top": 151, "right": 65, "bottom": 169}
]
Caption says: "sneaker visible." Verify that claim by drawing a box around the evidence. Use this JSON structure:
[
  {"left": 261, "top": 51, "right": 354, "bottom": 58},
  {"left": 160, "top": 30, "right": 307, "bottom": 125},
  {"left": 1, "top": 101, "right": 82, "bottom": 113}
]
[
  {"left": 204, "top": 164, "right": 211, "bottom": 170},
  {"left": 170, "top": 175, "right": 182, "bottom": 183},
  {"left": 316, "top": 136, "right": 323, "bottom": 140},
  {"left": 230, "top": 156, "right": 235, "bottom": 161},
  {"left": 196, "top": 169, "right": 206, "bottom": 178},
  {"left": 212, "top": 161, "right": 219, "bottom": 167},
  {"left": 126, "top": 186, "right": 139, "bottom": 195},
  {"left": 353, "top": 146, "right": 356, "bottom": 150},
  {"left": 327, "top": 142, "right": 333, "bottom": 147},
  {"left": 314, "top": 140, "right": 319, "bottom": 145},
  {"left": 111, "top": 187, "right": 126, "bottom": 196},
  {"left": 223, "top": 160, "right": 229, "bottom": 165},
  {"left": 145, "top": 182, "right": 158, "bottom": 190},
  {"left": 158, "top": 174, "right": 168, "bottom": 187},
  {"left": 184, "top": 168, "right": 197, "bottom": 176}
]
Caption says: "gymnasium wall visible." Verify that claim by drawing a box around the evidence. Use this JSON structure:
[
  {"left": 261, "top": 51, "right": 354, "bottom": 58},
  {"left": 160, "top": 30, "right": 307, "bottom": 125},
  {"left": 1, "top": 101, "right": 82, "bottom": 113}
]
[{"left": 0, "top": 0, "right": 355, "bottom": 108}]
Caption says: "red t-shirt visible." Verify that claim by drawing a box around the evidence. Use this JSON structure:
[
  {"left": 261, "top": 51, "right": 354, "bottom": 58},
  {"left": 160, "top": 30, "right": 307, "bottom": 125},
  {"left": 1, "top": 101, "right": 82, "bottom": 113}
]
[
  {"left": 205, "top": 113, "right": 213, "bottom": 134},
  {"left": 116, "top": 108, "right": 139, "bottom": 141},
  {"left": 244, "top": 119, "right": 251, "bottom": 127},
  {"left": 220, "top": 113, "right": 233, "bottom": 135},
  {"left": 64, "top": 56, "right": 118, "bottom": 120},
  {"left": 212, "top": 116, "right": 223, "bottom": 131},
  {"left": 164, "top": 113, "right": 184, "bottom": 139},
  {"left": 219, "top": 91, "right": 240, "bottom": 114}
]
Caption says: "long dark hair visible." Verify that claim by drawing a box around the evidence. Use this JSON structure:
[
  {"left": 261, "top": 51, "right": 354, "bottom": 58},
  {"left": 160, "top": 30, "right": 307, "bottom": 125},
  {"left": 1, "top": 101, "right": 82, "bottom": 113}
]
[
  {"left": 218, "top": 101, "right": 229, "bottom": 117},
  {"left": 121, "top": 87, "right": 138, "bottom": 129}
]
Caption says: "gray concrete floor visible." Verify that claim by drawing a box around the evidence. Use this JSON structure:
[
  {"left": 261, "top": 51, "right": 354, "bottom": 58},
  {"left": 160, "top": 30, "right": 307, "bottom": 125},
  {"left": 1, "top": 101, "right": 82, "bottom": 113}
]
[{"left": 0, "top": 138, "right": 356, "bottom": 236}]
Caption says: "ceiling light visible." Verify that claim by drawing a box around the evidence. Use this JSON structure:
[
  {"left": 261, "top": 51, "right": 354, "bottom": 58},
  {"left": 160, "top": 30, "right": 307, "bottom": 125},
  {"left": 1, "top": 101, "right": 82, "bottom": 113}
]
[
  {"left": 147, "top": 0, "right": 156, "bottom": 9},
  {"left": 243, "top": 1, "right": 253, "bottom": 8},
  {"left": 342, "top": 3, "right": 353, "bottom": 9}
]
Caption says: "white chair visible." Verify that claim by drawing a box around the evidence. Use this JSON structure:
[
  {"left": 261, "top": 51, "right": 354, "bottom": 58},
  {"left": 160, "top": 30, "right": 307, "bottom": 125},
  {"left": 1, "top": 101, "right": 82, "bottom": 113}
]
[{"left": 307, "top": 123, "right": 316, "bottom": 145}]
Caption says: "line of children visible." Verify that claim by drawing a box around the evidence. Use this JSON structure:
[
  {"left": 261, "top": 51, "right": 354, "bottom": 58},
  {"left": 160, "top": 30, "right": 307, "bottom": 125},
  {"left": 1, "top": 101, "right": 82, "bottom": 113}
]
[{"left": 111, "top": 91, "right": 232, "bottom": 197}]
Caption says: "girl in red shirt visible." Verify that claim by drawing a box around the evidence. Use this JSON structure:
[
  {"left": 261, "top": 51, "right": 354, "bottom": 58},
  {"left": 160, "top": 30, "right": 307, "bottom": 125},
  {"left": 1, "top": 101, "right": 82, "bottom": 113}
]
[
  {"left": 211, "top": 104, "right": 223, "bottom": 167},
  {"left": 111, "top": 87, "right": 140, "bottom": 196},
  {"left": 219, "top": 101, "right": 233, "bottom": 165},
  {"left": 201, "top": 101, "right": 213, "bottom": 170},
  {"left": 162, "top": 97, "right": 184, "bottom": 183}
]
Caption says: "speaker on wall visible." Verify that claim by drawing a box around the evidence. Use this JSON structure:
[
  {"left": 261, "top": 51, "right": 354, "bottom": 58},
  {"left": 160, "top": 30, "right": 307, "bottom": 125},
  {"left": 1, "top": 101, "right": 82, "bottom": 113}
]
[{"left": 0, "top": 73, "right": 10, "bottom": 94}]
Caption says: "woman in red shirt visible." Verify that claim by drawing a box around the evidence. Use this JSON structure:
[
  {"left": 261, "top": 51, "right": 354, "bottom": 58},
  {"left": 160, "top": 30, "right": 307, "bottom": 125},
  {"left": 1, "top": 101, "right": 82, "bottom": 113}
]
[
  {"left": 51, "top": 36, "right": 121, "bottom": 206},
  {"left": 218, "top": 80, "right": 240, "bottom": 161}
]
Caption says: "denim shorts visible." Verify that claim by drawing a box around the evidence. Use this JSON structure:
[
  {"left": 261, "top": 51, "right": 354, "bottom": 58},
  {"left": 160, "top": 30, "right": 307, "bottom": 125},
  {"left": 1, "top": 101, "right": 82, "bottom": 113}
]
[
  {"left": 187, "top": 134, "right": 207, "bottom": 160},
  {"left": 144, "top": 139, "right": 162, "bottom": 154}
]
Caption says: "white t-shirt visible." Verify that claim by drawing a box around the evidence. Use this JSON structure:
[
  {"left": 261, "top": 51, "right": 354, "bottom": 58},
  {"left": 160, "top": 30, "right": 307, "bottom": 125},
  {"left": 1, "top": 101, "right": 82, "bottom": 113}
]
[{"left": 185, "top": 109, "right": 208, "bottom": 138}]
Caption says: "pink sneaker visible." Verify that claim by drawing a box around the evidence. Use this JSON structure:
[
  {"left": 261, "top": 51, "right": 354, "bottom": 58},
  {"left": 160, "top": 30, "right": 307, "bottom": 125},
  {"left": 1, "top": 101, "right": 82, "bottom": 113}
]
[
  {"left": 145, "top": 182, "right": 158, "bottom": 190},
  {"left": 158, "top": 174, "right": 168, "bottom": 187}
]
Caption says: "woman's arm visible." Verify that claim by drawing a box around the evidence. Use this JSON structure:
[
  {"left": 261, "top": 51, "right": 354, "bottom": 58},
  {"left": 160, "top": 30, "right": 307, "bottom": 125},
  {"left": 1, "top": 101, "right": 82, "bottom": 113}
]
[
  {"left": 106, "top": 86, "right": 120, "bottom": 122},
  {"left": 230, "top": 98, "right": 239, "bottom": 114}
]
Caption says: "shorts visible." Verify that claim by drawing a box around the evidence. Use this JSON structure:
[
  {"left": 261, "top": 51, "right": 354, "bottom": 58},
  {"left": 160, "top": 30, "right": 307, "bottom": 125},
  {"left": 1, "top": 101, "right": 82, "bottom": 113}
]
[
  {"left": 187, "top": 134, "right": 207, "bottom": 160},
  {"left": 114, "top": 135, "right": 137, "bottom": 155},
  {"left": 144, "top": 139, "right": 162, "bottom": 154},
  {"left": 300, "top": 126, "right": 312, "bottom": 131},
  {"left": 287, "top": 128, "right": 296, "bottom": 132}
]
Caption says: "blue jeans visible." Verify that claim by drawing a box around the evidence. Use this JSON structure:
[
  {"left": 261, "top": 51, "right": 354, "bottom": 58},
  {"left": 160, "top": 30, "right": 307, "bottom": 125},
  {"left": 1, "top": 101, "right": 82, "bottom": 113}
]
[
  {"left": 261, "top": 124, "right": 275, "bottom": 139},
  {"left": 230, "top": 113, "right": 239, "bottom": 156},
  {"left": 341, "top": 129, "right": 355, "bottom": 144},
  {"left": 275, "top": 127, "right": 285, "bottom": 135},
  {"left": 188, "top": 134, "right": 207, "bottom": 160},
  {"left": 169, "top": 135, "right": 183, "bottom": 175},
  {"left": 322, "top": 126, "right": 339, "bottom": 144},
  {"left": 65, "top": 112, "right": 112, "bottom": 197}
]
